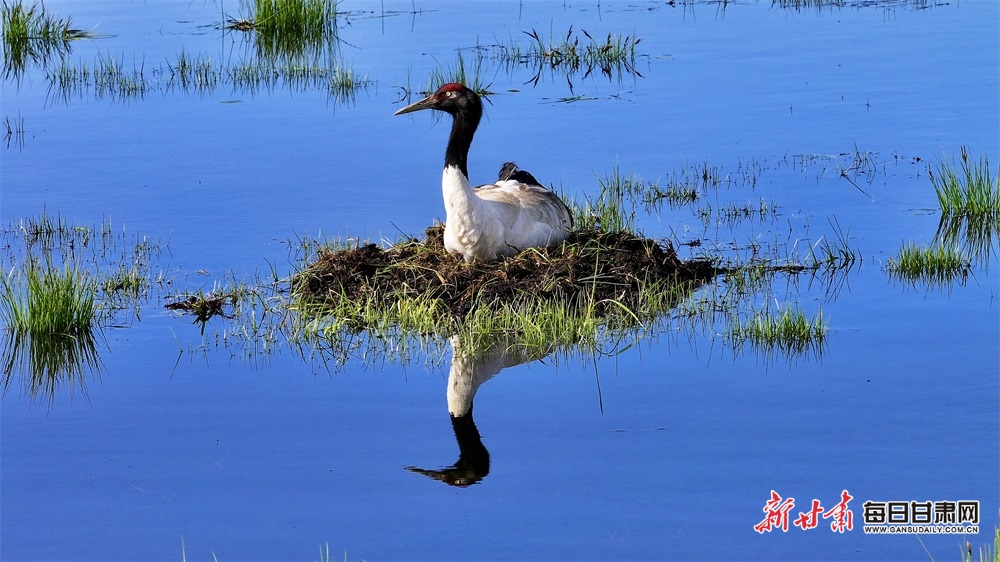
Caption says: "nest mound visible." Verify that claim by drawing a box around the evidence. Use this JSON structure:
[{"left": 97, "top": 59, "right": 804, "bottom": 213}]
[{"left": 294, "top": 225, "right": 719, "bottom": 318}]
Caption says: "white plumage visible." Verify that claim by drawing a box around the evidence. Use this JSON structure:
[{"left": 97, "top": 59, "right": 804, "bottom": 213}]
[{"left": 395, "top": 83, "right": 573, "bottom": 262}]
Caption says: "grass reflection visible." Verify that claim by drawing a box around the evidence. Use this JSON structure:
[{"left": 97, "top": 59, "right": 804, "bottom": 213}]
[
  {"left": 933, "top": 213, "right": 996, "bottom": 267},
  {"left": 772, "top": 0, "right": 937, "bottom": 10},
  {"left": 1, "top": 327, "right": 102, "bottom": 407}
]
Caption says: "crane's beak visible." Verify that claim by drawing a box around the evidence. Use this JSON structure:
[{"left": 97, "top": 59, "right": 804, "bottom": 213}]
[{"left": 394, "top": 94, "right": 437, "bottom": 116}]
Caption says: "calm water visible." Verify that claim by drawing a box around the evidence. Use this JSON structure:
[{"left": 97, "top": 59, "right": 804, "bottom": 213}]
[{"left": 2, "top": 1, "right": 998, "bottom": 560}]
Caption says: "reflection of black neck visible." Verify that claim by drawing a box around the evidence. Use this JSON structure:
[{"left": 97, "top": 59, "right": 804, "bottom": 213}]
[
  {"left": 405, "top": 406, "right": 490, "bottom": 487},
  {"left": 452, "top": 406, "right": 490, "bottom": 479}
]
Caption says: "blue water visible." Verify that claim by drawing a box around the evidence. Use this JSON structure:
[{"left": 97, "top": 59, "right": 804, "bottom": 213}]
[{"left": 2, "top": 1, "right": 997, "bottom": 560}]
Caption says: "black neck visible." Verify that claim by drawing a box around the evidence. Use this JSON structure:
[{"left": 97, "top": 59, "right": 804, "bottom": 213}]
[{"left": 444, "top": 102, "right": 481, "bottom": 179}]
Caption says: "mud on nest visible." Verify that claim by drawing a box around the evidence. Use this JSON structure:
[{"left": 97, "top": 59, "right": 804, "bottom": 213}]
[{"left": 293, "top": 225, "right": 720, "bottom": 320}]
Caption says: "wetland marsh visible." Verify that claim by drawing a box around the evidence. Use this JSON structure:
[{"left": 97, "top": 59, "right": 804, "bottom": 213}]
[{"left": 1, "top": 1, "right": 998, "bottom": 560}]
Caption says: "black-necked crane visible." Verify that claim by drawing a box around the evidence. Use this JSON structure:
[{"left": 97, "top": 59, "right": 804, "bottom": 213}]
[{"left": 394, "top": 83, "right": 573, "bottom": 262}]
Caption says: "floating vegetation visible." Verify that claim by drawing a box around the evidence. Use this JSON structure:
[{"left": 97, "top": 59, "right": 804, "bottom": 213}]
[
  {"left": 1, "top": 0, "right": 94, "bottom": 80},
  {"left": 225, "top": 0, "right": 341, "bottom": 66},
  {"left": 266, "top": 161, "right": 864, "bottom": 367},
  {"left": 728, "top": 305, "right": 828, "bottom": 360},
  {"left": 886, "top": 243, "right": 971, "bottom": 287},
  {"left": 165, "top": 289, "right": 243, "bottom": 334}
]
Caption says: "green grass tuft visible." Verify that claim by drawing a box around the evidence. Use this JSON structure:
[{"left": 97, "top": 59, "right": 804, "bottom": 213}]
[
  {"left": 0, "top": 258, "right": 97, "bottom": 336},
  {"left": 728, "top": 305, "right": 828, "bottom": 358},
  {"left": 886, "top": 242, "right": 971, "bottom": 287},
  {"left": 931, "top": 148, "right": 1000, "bottom": 216}
]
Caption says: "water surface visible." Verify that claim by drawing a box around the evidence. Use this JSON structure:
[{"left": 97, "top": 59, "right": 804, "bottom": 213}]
[{"left": 1, "top": 1, "right": 997, "bottom": 560}]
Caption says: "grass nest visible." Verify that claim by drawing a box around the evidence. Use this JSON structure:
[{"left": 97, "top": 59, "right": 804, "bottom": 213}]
[{"left": 293, "top": 225, "right": 720, "bottom": 322}]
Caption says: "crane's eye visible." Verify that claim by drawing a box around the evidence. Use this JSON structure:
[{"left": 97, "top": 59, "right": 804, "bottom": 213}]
[{"left": 446, "top": 91, "right": 455, "bottom": 98}]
